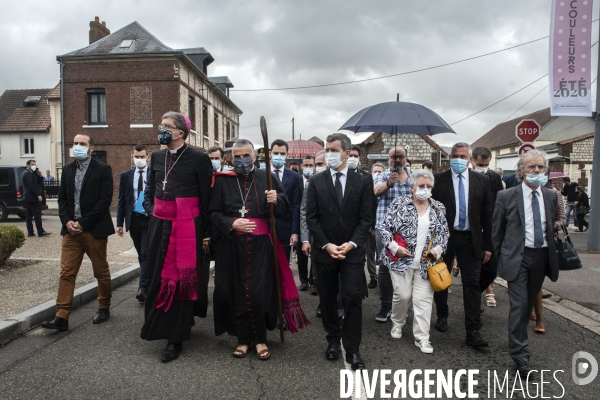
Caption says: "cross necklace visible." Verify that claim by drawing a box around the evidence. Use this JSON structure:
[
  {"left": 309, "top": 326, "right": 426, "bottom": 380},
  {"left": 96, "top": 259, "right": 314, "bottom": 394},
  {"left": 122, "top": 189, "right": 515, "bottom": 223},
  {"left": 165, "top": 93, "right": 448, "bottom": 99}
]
[
  {"left": 162, "top": 146, "right": 188, "bottom": 191},
  {"left": 236, "top": 177, "right": 254, "bottom": 217}
]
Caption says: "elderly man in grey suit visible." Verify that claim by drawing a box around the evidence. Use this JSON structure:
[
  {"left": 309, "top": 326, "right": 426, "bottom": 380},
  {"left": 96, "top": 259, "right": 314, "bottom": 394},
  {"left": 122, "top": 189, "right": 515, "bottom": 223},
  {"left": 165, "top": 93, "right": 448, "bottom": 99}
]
[{"left": 492, "top": 150, "right": 559, "bottom": 376}]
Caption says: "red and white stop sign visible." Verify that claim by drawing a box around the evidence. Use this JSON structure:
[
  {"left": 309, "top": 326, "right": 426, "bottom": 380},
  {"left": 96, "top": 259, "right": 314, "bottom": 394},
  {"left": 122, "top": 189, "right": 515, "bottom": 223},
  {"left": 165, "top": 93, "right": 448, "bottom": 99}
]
[
  {"left": 515, "top": 119, "right": 540, "bottom": 143},
  {"left": 518, "top": 143, "right": 535, "bottom": 156}
]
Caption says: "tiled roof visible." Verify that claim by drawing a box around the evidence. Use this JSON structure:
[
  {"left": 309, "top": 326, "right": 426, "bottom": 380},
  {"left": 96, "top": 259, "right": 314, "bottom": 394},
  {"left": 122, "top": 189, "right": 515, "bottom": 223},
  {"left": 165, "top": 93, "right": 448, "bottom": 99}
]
[
  {"left": 47, "top": 83, "right": 60, "bottom": 99},
  {"left": 558, "top": 131, "right": 594, "bottom": 145},
  {"left": 471, "top": 108, "right": 554, "bottom": 150},
  {"left": 360, "top": 132, "right": 448, "bottom": 156},
  {"left": 0, "top": 88, "right": 52, "bottom": 133},
  {"left": 59, "top": 21, "right": 173, "bottom": 57}
]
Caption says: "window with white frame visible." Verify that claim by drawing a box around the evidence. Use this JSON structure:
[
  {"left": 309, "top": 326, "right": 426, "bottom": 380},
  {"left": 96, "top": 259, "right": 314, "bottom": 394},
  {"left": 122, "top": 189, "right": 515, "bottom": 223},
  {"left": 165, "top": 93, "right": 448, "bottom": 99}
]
[{"left": 23, "top": 137, "right": 34, "bottom": 155}]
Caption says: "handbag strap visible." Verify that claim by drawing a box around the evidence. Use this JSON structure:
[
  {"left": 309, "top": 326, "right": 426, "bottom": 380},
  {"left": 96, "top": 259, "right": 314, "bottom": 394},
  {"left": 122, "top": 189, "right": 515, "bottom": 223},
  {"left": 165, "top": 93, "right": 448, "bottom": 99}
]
[{"left": 425, "top": 201, "right": 439, "bottom": 256}]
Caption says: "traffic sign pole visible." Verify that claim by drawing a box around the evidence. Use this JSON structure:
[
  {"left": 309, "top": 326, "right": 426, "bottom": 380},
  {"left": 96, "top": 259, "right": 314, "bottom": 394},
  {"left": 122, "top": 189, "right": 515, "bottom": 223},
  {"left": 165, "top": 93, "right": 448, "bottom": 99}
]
[{"left": 588, "top": 8, "right": 600, "bottom": 252}]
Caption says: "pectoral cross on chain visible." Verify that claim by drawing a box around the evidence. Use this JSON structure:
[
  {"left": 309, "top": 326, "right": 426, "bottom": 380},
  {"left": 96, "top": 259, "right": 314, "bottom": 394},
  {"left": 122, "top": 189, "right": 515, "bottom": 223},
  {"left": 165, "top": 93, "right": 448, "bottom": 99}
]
[
  {"left": 239, "top": 206, "right": 248, "bottom": 217},
  {"left": 162, "top": 180, "right": 167, "bottom": 191}
]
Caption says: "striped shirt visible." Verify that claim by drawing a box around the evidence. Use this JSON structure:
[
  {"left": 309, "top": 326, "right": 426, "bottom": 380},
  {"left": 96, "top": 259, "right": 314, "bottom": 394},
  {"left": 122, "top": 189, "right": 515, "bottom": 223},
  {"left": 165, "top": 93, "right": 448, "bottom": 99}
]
[{"left": 373, "top": 167, "right": 412, "bottom": 228}]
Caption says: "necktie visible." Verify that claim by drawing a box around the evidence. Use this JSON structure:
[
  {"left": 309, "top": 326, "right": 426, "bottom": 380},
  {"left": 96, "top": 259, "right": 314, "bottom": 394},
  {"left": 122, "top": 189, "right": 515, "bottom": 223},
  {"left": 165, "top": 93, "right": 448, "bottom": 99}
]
[
  {"left": 458, "top": 174, "right": 467, "bottom": 230},
  {"left": 532, "top": 191, "right": 544, "bottom": 248},
  {"left": 275, "top": 169, "right": 281, "bottom": 181},
  {"left": 137, "top": 170, "right": 144, "bottom": 199},
  {"left": 335, "top": 172, "right": 344, "bottom": 204}
]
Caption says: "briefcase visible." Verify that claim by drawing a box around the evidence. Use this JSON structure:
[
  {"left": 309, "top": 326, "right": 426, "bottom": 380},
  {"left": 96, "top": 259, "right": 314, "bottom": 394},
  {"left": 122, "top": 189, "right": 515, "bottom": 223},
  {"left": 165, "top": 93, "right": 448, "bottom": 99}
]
[{"left": 555, "top": 226, "right": 582, "bottom": 271}]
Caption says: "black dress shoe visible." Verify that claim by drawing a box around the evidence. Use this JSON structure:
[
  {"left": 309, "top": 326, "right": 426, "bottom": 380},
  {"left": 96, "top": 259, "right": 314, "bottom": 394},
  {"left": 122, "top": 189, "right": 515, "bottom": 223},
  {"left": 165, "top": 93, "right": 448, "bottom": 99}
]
[
  {"left": 325, "top": 343, "right": 340, "bottom": 360},
  {"left": 346, "top": 352, "right": 366, "bottom": 370},
  {"left": 28, "top": 233, "right": 36, "bottom": 237},
  {"left": 316, "top": 306, "right": 322, "bottom": 318},
  {"left": 41, "top": 316, "right": 68, "bottom": 331},
  {"left": 310, "top": 285, "right": 318, "bottom": 296},
  {"left": 92, "top": 308, "right": 110, "bottom": 324},
  {"left": 161, "top": 342, "right": 182, "bottom": 363},
  {"left": 435, "top": 317, "right": 448, "bottom": 332},
  {"left": 516, "top": 362, "right": 532, "bottom": 378},
  {"left": 466, "top": 330, "right": 489, "bottom": 347},
  {"left": 368, "top": 279, "right": 377, "bottom": 289},
  {"left": 38, "top": 231, "right": 52, "bottom": 237},
  {"left": 135, "top": 289, "right": 147, "bottom": 303},
  {"left": 299, "top": 282, "right": 309, "bottom": 291}
]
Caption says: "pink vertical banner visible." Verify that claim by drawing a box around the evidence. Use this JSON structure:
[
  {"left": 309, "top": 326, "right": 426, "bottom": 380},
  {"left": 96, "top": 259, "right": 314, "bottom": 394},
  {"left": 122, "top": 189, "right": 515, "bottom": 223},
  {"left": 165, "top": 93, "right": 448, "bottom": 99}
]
[{"left": 549, "top": 0, "right": 593, "bottom": 116}]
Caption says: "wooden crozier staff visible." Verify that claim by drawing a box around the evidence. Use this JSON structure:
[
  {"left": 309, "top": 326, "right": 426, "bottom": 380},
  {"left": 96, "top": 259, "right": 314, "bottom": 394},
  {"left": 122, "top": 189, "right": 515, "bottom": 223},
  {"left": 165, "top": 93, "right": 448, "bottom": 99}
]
[{"left": 260, "top": 116, "right": 286, "bottom": 344}]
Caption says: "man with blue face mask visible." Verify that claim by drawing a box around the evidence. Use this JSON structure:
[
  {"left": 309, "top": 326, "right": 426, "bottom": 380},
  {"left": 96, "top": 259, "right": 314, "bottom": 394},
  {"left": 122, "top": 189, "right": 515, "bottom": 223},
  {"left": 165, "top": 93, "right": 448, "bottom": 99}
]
[
  {"left": 431, "top": 142, "right": 493, "bottom": 349},
  {"left": 208, "top": 146, "right": 224, "bottom": 172},
  {"left": 298, "top": 155, "right": 316, "bottom": 292},
  {"left": 270, "top": 139, "right": 302, "bottom": 263},
  {"left": 492, "top": 150, "right": 559, "bottom": 376}
]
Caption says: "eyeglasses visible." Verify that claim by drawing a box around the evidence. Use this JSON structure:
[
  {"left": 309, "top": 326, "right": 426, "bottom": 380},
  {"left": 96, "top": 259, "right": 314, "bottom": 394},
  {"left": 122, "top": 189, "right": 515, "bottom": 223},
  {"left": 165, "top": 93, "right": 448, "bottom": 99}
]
[
  {"left": 525, "top": 164, "right": 546, "bottom": 171},
  {"left": 159, "top": 124, "right": 179, "bottom": 131},
  {"left": 389, "top": 155, "right": 406, "bottom": 160},
  {"left": 416, "top": 184, "right": 433, "bottom": 189}
]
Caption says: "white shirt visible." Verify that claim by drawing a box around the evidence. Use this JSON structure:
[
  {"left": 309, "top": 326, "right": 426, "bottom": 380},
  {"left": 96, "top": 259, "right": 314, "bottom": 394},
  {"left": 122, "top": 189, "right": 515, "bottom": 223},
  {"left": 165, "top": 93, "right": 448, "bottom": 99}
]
[
  {"left": 411, "top": 210, "right": 430, "bottom": 269},
  {"left": 133, "top": 166, "right": 148, "bottom": 203},
  {"left": 451, "top": 169, "right": 470, "bottom": 231},
  {"left": 303, "top": 176, "right": 309, "bottom": 189},
  {"left": 330, "top": 166, "right": 348, "bottom": 196},
  {"left": 522, "top": 183, "right": 548, "bottom": 248},
  {"left": 272, "top": 165, "right": 285, "bottom": 184}
]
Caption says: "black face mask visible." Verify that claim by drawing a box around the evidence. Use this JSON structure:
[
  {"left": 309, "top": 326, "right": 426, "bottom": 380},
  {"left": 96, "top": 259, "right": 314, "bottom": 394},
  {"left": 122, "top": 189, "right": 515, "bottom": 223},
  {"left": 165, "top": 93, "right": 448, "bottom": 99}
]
[{"left": 234, "top": 157, "right": 254, "bottom": 176}]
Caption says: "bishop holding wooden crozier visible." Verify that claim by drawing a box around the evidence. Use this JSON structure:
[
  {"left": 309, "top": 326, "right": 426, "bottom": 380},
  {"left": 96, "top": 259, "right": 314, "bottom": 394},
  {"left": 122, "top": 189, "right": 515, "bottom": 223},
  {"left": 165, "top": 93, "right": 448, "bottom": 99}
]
[{"left": 209, "top": 139, "right": 309, "bottom": 360}]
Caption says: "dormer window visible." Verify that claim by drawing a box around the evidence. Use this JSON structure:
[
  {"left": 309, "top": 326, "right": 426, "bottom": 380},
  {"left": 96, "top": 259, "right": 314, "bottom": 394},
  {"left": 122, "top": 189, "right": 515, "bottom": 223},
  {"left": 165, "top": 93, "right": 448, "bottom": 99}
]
[
  {"left": 119, "top": 40, "right": 134, "bottom": 48},
  {"left": 22, "top": 96, "right": 42, "bottom": 107}
]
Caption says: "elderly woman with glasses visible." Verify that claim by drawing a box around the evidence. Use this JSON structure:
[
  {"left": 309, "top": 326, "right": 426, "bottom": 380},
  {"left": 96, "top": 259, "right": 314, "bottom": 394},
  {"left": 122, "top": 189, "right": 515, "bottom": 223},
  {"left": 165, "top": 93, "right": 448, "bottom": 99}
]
[{"left": 378, "top": 169, "right": 449, "bottom": 353}]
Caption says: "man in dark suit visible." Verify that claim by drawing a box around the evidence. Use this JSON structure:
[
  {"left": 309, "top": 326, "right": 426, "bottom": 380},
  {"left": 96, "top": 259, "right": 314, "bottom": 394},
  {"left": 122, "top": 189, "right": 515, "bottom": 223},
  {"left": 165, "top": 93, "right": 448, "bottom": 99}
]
[
  {"left": 270, "top": 139, "right": 302, "bottom": 262},
  {"left": 42, "top": 134, "right": 115, "bottom": 331},
  {"left": 471, "top": 147, "right": 504, "bottom": 296},
  {"left": 348, "top": 145, "right": 378, "bottom": 289},
  {"left": 298, "top": 155, "right": 316, "bottom": 292},
  {"left": 431, "top": 142, "right": 493, "bottom": 348},
  {"left": 116, "top": 144, "right": 150, "bottom": 304},
  {"left": 493, "top": 150, "right": 559, "bottom": 375},
  {"left": 306, "top": 133, "right": 373, "bottom": 370},
  {"left": 22, "top": 159, "right": 51, "bottom": 237}
]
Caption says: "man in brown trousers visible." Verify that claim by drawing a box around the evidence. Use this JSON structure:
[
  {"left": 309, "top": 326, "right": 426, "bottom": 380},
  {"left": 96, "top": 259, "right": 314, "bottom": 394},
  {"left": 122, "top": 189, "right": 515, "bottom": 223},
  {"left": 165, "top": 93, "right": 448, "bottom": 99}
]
[{"left": 42, "top": 133, "right": 115, "bottom": 331}]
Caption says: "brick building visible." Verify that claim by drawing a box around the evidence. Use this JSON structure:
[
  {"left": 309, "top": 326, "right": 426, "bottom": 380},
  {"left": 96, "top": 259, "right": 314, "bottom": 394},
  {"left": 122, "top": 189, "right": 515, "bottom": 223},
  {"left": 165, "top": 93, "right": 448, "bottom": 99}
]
[
  {"left": 57, "top": 17, "right": 242, "bottom": 206},
  {"left": 549, "top": 132, "right": 595, "bottom": 193},
  {"left": 355, "top": 132, "right": 448, "bottom": 172}
]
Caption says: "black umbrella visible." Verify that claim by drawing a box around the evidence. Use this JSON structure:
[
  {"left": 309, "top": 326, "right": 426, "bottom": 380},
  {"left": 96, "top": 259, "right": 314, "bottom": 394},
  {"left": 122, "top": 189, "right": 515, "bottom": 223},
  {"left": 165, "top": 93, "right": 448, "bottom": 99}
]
[{"left": 339, "top": 100, "right": 455, "bottom": 136}]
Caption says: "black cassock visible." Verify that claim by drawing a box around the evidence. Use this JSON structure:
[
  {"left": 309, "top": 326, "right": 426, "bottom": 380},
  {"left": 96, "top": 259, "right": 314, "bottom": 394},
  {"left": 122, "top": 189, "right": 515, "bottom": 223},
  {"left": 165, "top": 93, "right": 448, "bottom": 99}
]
[
  {"left": 140, "top": 144, "right": 212, "bottom": 343},
  {"left": 209, "top": 169, "right": 289, "bottom": 345}
]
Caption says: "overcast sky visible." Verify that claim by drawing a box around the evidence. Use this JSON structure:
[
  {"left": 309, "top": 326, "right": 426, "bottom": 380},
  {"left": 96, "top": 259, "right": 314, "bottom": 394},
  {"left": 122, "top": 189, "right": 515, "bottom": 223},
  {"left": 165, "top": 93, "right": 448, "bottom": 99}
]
[{"left": 2, "top": 0, "right": 599, "bottom": 147}]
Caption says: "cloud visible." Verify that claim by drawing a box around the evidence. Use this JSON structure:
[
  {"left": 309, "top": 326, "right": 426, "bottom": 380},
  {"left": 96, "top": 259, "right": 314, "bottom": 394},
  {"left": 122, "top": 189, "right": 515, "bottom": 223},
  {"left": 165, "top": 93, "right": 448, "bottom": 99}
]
[{"left": 0, "top": 0, "right": 597, "bottom": 148}]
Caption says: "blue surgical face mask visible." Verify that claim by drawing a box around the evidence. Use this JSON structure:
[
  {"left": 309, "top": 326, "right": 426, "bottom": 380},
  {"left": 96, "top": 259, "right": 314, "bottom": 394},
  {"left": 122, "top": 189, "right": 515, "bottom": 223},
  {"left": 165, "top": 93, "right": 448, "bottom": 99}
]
[
  {"left": 158, "top": 127, "right": 173, "bottom": 145},
  {"left": 450, "top": 158, "right": 468, "bottom": 174},
  {"left": 271, "top": 154, "right": 286, "bottom": 168},
  {"left": 303, "top": 168, "right": 313, "bottom": 177},
  {"left": 72, "top": 145, "right": 90, "bottom": 161},
  {"left": 525, "top": 173, "right": 547, "bottom": 187},
  {"left": 211, "top": 160, "right": 221, "bottom": 171}
]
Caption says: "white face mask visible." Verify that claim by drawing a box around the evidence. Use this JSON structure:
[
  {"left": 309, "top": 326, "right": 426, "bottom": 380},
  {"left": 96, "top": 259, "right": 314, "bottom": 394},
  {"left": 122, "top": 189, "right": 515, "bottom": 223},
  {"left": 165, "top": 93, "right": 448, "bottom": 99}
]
[
  {"left": 347, "top": 157, "right": 359, "bottom": 170},
  {"left": 414, "top": 187, "right": 432, "bottom": 200},
  {"left": 315, "top": 166, "right": 327, "bottom": 174},
  {"left": 473, "top": 166, "right": 487, "bottom": 174},
  {"left": 325, "top": 152, "right": 343, "bottom": 170},
  {"left": 30, "top": 165, "right": 37, "bottom": 172},
  {"left": 134, "top": 159, "right": 147, "bottom": 169}
]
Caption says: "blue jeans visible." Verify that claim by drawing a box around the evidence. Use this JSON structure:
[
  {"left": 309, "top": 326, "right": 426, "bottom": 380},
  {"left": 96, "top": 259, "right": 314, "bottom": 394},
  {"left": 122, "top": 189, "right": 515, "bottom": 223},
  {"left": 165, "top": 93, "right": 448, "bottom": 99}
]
[{"left": 565, "top": 202, "right": 578, "bottom": 228}]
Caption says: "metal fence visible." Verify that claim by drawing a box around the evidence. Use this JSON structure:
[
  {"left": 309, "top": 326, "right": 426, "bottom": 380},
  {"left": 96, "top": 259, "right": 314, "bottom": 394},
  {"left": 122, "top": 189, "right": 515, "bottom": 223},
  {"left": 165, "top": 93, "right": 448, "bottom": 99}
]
[{"left": 44, "top": 180, "right": 60, "bottom": 199}]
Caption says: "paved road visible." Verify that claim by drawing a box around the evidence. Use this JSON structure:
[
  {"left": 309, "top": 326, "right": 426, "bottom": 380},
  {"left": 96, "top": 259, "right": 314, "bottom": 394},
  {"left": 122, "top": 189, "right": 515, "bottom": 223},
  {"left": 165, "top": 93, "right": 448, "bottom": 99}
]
[{"left": 1, "top": 275, "right": 598, "bottom": 399}]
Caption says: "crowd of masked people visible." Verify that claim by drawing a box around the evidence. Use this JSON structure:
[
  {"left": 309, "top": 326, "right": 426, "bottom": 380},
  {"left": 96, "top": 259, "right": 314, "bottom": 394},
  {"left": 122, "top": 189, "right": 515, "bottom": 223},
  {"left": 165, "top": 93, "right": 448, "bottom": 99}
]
[{"left": 37, "top": 111, "right": 575, "bottom": 377}]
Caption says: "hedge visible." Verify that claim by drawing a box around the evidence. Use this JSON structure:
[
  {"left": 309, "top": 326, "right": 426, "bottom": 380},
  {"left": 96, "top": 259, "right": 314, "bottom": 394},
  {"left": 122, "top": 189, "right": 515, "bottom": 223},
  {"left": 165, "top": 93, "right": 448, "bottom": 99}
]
[{"left": 0, "top": 226, "right": 25, "bottom": 266}]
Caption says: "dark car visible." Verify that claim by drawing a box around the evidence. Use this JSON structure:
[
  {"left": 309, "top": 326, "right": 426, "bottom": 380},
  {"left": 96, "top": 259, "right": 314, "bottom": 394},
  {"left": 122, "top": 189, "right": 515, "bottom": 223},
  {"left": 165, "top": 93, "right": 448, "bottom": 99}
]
[{"left": 0, "top": 165, "right": 27, "bottom": 221}]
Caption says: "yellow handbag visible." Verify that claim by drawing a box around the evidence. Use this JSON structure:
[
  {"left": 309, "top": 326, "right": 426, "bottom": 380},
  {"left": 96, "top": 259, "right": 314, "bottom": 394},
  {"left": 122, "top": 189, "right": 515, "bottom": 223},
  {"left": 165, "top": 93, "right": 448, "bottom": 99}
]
[{"left": 426, "top": 201, "right": 452, "bottom": 292}]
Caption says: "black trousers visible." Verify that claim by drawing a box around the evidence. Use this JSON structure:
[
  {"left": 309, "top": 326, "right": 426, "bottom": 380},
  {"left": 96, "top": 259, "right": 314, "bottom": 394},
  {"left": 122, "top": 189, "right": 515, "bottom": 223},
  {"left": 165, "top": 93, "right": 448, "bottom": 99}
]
[
  {"left": 434, "top": 231, "right": 482, "bottom": 332},
  {"left": 577, "top": 213, "right": 589, "bottom": 230},
  {"left": 315, "top": 260, "right": 364, "bottom": 354},
  {"left": 130, "top": 213, "right": 149, "bottom": 291},
  {"left": 297, "top": 242, "right": 315, "bottom": 285},
  {"left": 25, "top": 202, "right": 43, "bottom": 235},
  {"left": 508, "top": 248, "right": 548, "bottom": 364}
]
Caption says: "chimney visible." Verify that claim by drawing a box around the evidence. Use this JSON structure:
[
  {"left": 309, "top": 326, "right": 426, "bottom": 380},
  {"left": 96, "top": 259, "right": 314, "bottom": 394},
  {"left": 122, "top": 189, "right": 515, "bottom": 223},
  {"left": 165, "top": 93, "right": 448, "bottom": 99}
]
[{"left": 89, "top": 16, "right": 110, "bottom": 45}]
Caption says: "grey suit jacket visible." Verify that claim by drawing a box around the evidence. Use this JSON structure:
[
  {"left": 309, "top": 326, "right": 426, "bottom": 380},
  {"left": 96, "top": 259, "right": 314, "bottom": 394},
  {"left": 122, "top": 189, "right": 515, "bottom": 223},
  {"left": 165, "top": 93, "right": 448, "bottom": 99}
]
[{"left": 492, "top": 184, "right": 559, "bottom": 283}]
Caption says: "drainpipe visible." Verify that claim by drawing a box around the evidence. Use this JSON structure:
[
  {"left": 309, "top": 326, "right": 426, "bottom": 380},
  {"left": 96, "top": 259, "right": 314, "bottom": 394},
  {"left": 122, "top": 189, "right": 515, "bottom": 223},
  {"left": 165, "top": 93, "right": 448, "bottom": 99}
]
[{"left": 59, "top": 61, "right": 65, "bottom": 168}]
